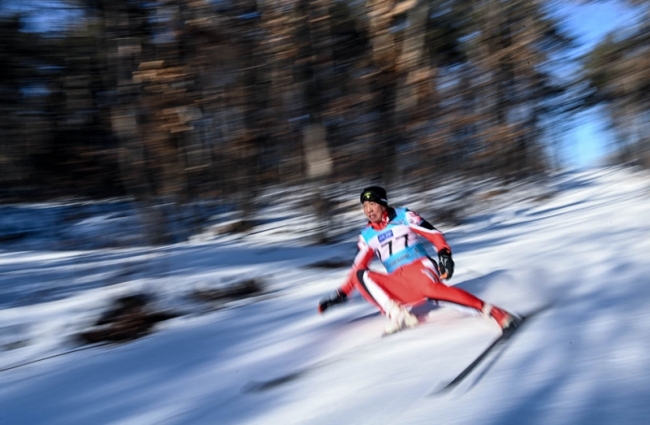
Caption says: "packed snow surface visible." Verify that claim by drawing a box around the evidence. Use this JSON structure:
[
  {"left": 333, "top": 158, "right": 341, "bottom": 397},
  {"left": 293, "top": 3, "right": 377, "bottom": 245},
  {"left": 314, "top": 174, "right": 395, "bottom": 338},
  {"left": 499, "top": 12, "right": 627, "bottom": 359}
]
[{"left": 1, "top": 167, "right": 650, "bottom": 425}]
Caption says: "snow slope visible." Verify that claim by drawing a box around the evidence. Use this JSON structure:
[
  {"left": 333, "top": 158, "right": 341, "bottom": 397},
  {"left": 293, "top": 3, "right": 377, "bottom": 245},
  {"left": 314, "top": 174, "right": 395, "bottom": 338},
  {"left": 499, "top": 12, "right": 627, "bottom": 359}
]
[{"left": 1, "top": 167, "right": 650, "bottom": 425}]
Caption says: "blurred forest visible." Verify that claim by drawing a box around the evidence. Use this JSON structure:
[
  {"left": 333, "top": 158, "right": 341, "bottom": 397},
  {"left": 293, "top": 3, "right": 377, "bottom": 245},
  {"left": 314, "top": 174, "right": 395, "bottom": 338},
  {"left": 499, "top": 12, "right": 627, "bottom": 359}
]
[{"left": 1, "top": 0, "right": 649, "bottom": 240}]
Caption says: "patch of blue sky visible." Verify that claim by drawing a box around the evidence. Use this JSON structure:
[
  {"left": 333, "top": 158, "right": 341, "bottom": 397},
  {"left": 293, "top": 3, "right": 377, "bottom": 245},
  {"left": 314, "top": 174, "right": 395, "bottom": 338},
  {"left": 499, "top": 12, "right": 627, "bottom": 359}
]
[{"left": 553, "top": 0, "right": 645, "bottom": 168}]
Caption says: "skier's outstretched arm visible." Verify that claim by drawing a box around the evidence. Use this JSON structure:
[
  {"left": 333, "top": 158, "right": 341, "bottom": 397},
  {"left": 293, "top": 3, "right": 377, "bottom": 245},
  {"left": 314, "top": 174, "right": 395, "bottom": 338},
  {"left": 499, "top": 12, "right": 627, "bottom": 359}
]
[{"left": 318, "top": 236, "right": 374, "bottom": 313}]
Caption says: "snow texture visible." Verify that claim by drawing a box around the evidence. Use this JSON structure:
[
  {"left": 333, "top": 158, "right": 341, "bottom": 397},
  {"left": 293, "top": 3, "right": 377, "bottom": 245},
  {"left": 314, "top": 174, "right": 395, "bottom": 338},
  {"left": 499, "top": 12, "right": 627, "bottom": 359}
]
[{"left": 1, "top": 166, "right": 650, "bottom": 425}]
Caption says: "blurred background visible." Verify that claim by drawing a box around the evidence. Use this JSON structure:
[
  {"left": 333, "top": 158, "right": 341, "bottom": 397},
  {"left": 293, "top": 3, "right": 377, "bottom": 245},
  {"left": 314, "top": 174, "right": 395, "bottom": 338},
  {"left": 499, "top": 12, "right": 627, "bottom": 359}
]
[{"left": 1, "top": 0, "right": 648, "bottom": 243}]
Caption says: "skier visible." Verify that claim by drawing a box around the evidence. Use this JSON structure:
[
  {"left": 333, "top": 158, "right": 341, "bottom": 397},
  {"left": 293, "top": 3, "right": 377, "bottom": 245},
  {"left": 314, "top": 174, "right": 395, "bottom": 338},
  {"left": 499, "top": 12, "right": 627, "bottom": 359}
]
[{"left": 318, "top": 186, "right": 519, "bottom": 335}]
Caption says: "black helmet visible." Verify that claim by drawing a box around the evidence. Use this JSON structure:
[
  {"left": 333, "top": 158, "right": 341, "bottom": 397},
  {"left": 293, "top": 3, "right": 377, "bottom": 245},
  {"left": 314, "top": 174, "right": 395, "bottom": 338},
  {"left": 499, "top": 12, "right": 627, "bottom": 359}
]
[{"left": 360, "top": 186, "right": 388, "bottom": 206}]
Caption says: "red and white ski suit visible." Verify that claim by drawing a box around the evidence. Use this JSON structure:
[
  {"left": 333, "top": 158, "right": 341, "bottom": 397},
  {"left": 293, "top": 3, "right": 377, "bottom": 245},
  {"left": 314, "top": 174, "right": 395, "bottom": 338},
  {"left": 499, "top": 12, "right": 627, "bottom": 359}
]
[{"left": 337, "top": 207, "right": 508, "bottom": 323}]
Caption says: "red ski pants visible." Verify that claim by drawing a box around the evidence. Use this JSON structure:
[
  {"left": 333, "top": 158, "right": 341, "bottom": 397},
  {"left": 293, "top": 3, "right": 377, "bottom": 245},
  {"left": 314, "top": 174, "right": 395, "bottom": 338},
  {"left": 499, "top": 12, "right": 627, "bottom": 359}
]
[{"left": 352, "top": 258, "right": 501, "bottom": 319}]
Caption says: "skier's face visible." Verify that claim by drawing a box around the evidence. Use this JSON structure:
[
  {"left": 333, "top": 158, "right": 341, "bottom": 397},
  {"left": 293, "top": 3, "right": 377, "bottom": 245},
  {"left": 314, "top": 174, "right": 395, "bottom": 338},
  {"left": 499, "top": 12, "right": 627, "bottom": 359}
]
[{"left": 363, "top": 201, "right": 386, "bottom": 223}]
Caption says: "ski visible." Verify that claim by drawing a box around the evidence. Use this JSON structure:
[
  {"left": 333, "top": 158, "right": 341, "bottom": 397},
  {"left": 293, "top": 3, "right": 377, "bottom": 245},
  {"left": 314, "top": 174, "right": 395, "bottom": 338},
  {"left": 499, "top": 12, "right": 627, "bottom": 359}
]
[
  {"left": 430, "top": 304, "right": 551, "bottom": 396},
  {"left": 243, "top": 311, "right": 440, "bottom": 393},
  {"left": 242, "top": 357, "right": 336, "bottom": 393},
  {"left": 243, "top": 330, "right": 385, "bottom": 394},
  {"left": 244, "top": 304, "right": 551, "bottom": 395}
]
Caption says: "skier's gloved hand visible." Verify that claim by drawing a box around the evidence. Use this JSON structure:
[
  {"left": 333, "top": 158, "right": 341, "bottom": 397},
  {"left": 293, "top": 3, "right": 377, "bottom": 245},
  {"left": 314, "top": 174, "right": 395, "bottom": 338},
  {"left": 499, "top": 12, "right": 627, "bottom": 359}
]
[
  {"left": 438, "top": 249, "right": 454, "bottom": 279},
  {"left": 318, "top": 289, "right": 347, "bottom": 314}
]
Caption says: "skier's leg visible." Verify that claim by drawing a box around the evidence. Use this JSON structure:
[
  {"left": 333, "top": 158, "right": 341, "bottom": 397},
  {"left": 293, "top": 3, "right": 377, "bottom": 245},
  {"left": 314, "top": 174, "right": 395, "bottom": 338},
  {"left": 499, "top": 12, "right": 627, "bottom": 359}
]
[
  {"left": 409, "top": 259, "right": 512, "bottom": 327},
  {"left": 352, "top": 270, "right": 419, "bottom": 333},
  {"left": 351, "top": 269, "right": 392, "bottom": 313}
]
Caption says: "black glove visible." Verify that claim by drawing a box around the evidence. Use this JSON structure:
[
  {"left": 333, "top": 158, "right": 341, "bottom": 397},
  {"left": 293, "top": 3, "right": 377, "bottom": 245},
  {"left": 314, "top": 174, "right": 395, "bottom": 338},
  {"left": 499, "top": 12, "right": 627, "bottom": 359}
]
[
  {"left": 438, "top": 249, "right": 454, "bottom": 279},
  {"left": 318, "top": 289, "right": 347, "bottom": 314}
]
